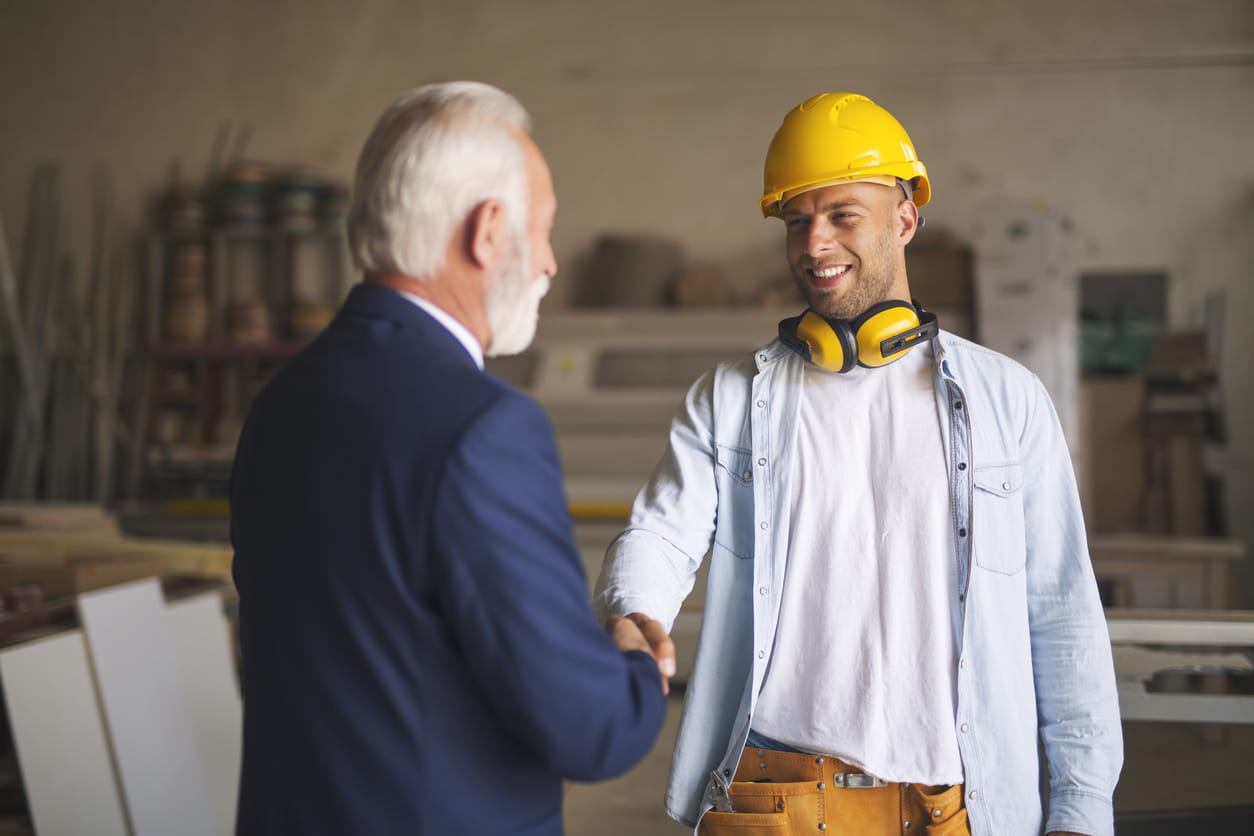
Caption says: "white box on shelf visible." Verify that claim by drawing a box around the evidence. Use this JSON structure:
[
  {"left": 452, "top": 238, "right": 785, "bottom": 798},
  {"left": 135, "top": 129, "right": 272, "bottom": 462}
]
[{"left": 971, "top": 199, "right": 1079, "bottom": 275}]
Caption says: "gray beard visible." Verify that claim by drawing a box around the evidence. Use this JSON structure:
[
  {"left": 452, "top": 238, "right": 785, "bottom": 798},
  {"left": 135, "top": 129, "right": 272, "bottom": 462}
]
[{"left": 485, "top": 232, "right": 549, "bottom": 357}]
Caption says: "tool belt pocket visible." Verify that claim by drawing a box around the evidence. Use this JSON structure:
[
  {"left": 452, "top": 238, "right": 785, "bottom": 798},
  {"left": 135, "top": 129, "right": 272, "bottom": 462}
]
[
  {"left": 698, "top": 810, "right": 786, "bottom": 834},
  {"left": 699, "top": 781, "right": 820, "bottom": 835},
  {"left": 914, "top": 783, "right": 968, "bottom": 835}
]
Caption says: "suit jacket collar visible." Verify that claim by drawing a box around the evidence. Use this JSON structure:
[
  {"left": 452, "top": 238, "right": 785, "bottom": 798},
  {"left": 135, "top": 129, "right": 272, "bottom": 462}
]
[{"left": 339, "top": 281, "right": 482, "bottom": 369}]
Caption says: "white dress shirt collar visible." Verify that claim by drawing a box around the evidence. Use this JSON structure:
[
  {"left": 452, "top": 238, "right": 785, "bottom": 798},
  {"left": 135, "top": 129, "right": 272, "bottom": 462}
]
[{"left": 396, "top": 290, "right": 484, "bottom": 370}]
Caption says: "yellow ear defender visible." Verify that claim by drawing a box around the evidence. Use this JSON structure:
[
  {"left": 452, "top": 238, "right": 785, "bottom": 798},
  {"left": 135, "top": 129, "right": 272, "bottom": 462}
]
[{"left": 777, "top": 301, "right": 939, "bottom": 373}]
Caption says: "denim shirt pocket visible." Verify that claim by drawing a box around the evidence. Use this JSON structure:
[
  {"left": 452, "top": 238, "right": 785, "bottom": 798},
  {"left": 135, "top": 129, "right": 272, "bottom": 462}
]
[
  {"left": 713, "top": 444, "right": 755, "bottom": 559},
  {"left": 972, "top": 462, "right": 1027, "bottom": 575}
]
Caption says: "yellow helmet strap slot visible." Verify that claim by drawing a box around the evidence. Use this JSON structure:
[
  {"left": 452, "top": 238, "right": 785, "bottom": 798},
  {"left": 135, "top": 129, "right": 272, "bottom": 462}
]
[{"left": 777, "top": 302, "right": 939, "bottom": 373}]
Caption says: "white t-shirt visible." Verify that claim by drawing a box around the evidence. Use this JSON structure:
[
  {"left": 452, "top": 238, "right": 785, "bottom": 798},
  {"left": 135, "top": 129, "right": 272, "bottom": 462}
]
[{"left": 752, "top": 343, "right": 963, "bottom": 785}]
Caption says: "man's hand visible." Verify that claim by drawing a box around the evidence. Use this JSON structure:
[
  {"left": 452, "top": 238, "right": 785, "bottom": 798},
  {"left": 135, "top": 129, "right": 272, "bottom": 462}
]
[{"left": 605, "top": 612, "right": 676, "bottom": 694}]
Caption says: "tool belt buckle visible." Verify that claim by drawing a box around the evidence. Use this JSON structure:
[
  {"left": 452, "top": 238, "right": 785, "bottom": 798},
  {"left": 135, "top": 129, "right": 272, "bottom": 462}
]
[
  {"left": 709, "top": 770, "right": 735, "bottom": 812},
  {"left": 831, "top": 771, "right": 888, "bottom": 789}
]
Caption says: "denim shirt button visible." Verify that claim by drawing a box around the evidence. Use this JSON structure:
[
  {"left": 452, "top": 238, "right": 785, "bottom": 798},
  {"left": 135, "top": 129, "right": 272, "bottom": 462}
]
[
  {"left": 760, "top": 521, "right": 769, "bottom": 530},
  {"left": 758, "top": 457, "right": 767, "bottom": 466},
  {"left": 756, "top": 399, "right": 766, "bottom": 408}
]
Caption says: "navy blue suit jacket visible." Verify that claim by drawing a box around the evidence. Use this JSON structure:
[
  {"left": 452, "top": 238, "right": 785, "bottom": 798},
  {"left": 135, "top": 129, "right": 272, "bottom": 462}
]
[{"left": 230, "top": 283, "right": 665, "bottom": 835}]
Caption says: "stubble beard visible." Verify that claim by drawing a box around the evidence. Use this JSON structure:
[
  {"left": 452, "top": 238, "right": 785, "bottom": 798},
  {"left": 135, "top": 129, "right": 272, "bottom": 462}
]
[{"left": 792, "top": 226, "right": 898, "bottom": 321}]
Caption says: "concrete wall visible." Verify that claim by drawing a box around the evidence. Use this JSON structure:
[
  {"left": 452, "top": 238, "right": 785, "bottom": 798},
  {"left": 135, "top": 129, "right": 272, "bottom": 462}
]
[{"left": 2, "top": 0, "right": 1253, "bottom": 600}]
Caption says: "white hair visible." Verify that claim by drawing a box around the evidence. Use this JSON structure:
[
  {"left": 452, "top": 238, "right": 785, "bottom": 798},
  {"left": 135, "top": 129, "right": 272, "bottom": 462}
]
[{"left": 347, "top": 81, "right": 532, "bottom": 280}]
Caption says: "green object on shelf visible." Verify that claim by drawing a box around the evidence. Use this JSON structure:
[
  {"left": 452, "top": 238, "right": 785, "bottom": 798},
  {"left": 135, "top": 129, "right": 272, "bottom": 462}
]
[{"left": 1081, "top": 306, "right": 1157, "bottom": 373}]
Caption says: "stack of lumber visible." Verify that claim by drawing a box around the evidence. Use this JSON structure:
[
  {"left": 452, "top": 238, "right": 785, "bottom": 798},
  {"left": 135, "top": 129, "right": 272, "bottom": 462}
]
[
  {"left": 0, "top": 502, "right": 121, "bottom": 536},
  {"left": 0, "top": 502, "right": 233, "bottom": 602}
]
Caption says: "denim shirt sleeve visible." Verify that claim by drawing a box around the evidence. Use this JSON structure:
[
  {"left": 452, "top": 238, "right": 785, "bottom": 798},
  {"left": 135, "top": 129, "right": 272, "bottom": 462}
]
[
  {"left": 593, "top": 368, "right": 719, "bottom": 632},
  {"left": 1021, "top": 374, "right": 1124, "bottom": 836}
]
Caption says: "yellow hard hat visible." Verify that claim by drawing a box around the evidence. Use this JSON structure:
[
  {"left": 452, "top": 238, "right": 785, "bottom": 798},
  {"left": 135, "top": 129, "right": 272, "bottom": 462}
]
[{"left": 760, "top": 92, "right": 931, "bottom": 218}]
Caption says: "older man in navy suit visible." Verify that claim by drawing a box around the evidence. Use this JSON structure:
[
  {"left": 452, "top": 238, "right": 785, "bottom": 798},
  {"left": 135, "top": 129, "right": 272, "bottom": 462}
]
[{"left": 230, "top": 82, "right": 671, "bottom": 835}]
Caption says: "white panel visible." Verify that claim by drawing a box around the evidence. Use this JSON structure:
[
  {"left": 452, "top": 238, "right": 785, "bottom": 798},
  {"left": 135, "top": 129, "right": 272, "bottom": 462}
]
[
  {"left": 1118, "top": 682, "right": 1254, "bottom": 724},
  {"left": 1127, "top": 577, "right": 1173, "bottom": 609},
  {"left": 78, "top": 579, "right": 217, "bottom": 836},
  {"left": 1107, "top": 617, "right": 1254, "bottom": 646},
  {"left": 0, "top": 630, "right": 129, "bottom": 836},
  {"left": 167, "top": 593, "right": 242, "bottom": 836}
]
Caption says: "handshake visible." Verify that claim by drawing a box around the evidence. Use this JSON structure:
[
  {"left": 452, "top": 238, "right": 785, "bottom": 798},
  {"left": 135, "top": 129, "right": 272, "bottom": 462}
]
[{"left": 605, "top": 612, "right": 677, "bottom": 695}]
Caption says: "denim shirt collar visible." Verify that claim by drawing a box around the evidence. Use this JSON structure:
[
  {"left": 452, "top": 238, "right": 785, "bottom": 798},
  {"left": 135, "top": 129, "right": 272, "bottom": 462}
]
[{"left": 754, "top": 330, "right": 962, "bottom": 382}]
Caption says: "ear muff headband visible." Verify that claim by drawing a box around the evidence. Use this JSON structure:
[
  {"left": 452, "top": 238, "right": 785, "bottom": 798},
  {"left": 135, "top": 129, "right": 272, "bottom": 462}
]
[{"left": 778, "top": 302, "right": 939, "bottom": 373}]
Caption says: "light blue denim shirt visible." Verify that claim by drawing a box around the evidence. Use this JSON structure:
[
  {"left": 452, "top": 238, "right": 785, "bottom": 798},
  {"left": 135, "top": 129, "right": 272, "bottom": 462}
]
[{"left": 594, "top": 330, "right": 1122, "bottom": 836}]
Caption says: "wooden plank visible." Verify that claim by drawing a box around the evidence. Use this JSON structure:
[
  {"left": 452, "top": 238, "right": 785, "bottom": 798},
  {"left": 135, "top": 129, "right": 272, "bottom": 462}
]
[
  {"left": 0, "top": 501, "right": 118, "bottom": 532},
  {"left": 90, "top": 168, "right": 116, "bottom": 504},
  {"left": 1090, "top": 534, "right": 1245, "bottom": 561},
  {"left": 0, "top": 207, "right": 45, "bottom": 498},
  {"left": 1113, "top": 645, "right": 1253, "bottom": 680},
  {"left": 0, "top": 630, "right": 130, "bottom": 836},
  {"left": 1106, "top": 608, "right": 1254, "bottom": 622},
  {"left": 123, "top": 238, "right": 165, "bottom": 500},
  {"left": 6, "top": 167, "right": 60, "bottom": 498},
  {"left": 1118, "top": 681, "right": 1254, "bottom": 724},
  {"left": 1090, "top": 536, "right": 1245, "bottom": 609},
  {"left": 78, "top": 578, "right": 217, "bottom": 836},
  {"left": 45, "top": 254, "right": 85, "bottom": 499},
  {"left": 167, "top": 592, "right": 241, "bottom": 836},
  {"left": 0, "top": 528, "right": 234, "bottom": 583},
  {"left": 1107, "top": 616, "right": 1254, "bottom": 645}
]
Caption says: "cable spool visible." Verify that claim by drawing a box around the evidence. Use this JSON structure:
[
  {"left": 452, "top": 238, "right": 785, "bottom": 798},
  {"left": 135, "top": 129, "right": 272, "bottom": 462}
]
[
  {"left": 167, "top": 242, "right": 208, "bottom": 297},
  {"left": 228, "top": 299, "right": 273, "bottom": 344},
  {"left": 275, "top": 168, "right": 321, "bottom": 232},
  {"left": 170, "top": 242, "right": 207, "bottom": 275},
  {"left": 217, "top": 161, "right": 273, "bottom": 229},
  {"left": 289, "top": 302, "right": 336, "bottom": 338},
  {"left": 162, "top": 188, "right": 208, "bottom": 233},
  {"left": 317, "top": 180, "right": 350, "bottom": 227},
  {"left": 165, "top": 294, "right": 209, "bottom": 343},
  {"left": 154, "top": 409, "right": 189, "bottom": 445}
]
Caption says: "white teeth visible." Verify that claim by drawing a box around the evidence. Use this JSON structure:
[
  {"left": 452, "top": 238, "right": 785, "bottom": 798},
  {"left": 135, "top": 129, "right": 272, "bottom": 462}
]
[{"left": 812, "top": 265, "right": 849, "bottom": 279}]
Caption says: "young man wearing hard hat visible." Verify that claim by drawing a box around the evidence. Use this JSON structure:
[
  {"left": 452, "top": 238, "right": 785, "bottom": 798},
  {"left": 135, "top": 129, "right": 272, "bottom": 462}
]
[{"left": 594, "top": 93, "right": 1122, "bottom": 836}]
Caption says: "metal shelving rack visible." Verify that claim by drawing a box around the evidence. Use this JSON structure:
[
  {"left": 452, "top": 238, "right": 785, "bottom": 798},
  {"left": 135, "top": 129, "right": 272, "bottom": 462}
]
[{"left": 126, "top": 228, "right": 347, "bottom": 503}]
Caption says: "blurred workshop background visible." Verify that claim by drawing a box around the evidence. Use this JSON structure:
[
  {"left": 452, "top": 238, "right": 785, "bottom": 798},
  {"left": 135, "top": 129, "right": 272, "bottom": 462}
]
[{"left": 0, "top": 1, "right": 1252, "bottom": 834}]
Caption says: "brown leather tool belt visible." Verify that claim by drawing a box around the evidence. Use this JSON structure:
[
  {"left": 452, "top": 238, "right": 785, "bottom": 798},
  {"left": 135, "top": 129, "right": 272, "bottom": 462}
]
[{"left": 699, "top": 745, "right": 969, "bottom": 836}]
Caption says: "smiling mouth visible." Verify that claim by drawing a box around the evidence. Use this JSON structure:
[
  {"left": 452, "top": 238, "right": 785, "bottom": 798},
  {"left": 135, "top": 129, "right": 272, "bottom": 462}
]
[{"left": 807, "top": 264, "right": 852, "bottom": 286}]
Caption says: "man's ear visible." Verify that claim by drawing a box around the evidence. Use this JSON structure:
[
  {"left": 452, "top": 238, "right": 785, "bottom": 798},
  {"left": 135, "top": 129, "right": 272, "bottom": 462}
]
[
  {"left": 895, "top": 198, "right": 919, "bottom": 246},
  {"left": 466, "top": 198, "right": 505, "bottom": 269}
]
